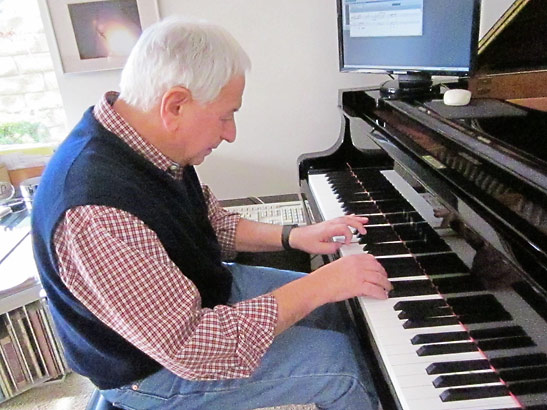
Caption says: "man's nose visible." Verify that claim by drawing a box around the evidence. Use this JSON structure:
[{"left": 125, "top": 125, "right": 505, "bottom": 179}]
[{"left": 222, "top": 123, "right": 236, "bottom": 143}]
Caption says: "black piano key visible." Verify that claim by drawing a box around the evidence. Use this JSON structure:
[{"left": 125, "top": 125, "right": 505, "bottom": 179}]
[
  {"left": 359, "top": 174, "right": 387, "bottom": 183},
  {"left": 357, "top": 180, "right": 393, "bottom": 193},
  {"left": 499, "top": 365, "right": 547, "bottom": 382},
  {"left": 432, "top": 275, "right": 485, "bottom": 293},
  {"left": 362, "top": 214, "right": 388, "bottom": 225},
  {"left": 453, "top": 302, "right": 508, "bottom": 316},
  {"left": 364, "top": 190, "right": 402, "bottom": 201},
  {"left": 398, "top": 305, "right": 452, "bottom": 320},
  {"left": 459, "top": 311, "right": 513, "bottom": 324},
  {"left": 393, "top": 298, "right": 447, "bottom": 311},
  {"left": 490, "top": 353, "right": 547, "bottom": 369},
  {"left": 329, "top": 181, "right": 361, "bottom": 190},
  {"left": 440, "top": 385, "right": 510, "bottom": 402},
  {"left": 477, "top": 336, "right": 535, "bottom": 351},
  {"left": 343, "top": 201, "right": 380, "bottom": 215},
  {"left": 376, "top": 199, "right": 415, "bottom": 213},
  {"left": 416, "top": 341, "right": 478, "bottom": 356},
  {"left": 394, "top": 222, "right": 441, "bottom": 241},
  {"left": 379, "top": 257, "right": 425, "bottom": 278},
  {"left": 417, "top": 253, "right": 470, "bottom": 275},
  {"left": 386, "top": 211, "right": 424, "bottom": 224},
  {"left": 392, "top": 223, "right": 427, "bottom": 241},
  {"left": 366, "top": 242, "right": 410, "bottom": 256},
  {"left": 336, "top": 191, "right": 371, "bottom": 201},
  {"left": 403, "top": 316, "right": 461, "bottom": 329},
  {"left": 448, "top": 294, "right": 499, "bottom": 307},
  {"left": 411, "top": 331, "right": 469, "bottom": 345},
  {"left": 507, "top": 379, "right": 547, "bottom": 395},
  {"left": 358, "top": 226, "right": 399, "bottom": 243},
  {"left": 433, "top": 372, "right": 501, "bottom": 388},
  {"left": 406, "top": 241, "right": 452, "bottom": 254},
  {"left": 426, "top": 359, "right": 491, "bottom": 375},
  {"left": 388, "top": 280, "right": 437, "bottom": 298},
  {"left": 469, "top": 326, "right": 526, "bottom": 340},
  {"left": 332, "top": 188, "right": 364, "bottom": 197},
  {"left": 449, "top": 295, "right": 512, "bottom": 322}
]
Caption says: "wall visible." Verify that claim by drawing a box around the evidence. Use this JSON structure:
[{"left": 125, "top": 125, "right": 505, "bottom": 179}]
[{"left": 38, "top": 0, "right": 514, "bottom": 200}]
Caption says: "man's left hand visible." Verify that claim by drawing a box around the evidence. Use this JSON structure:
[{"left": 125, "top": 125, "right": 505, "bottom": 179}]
[{"left": 288, "top": 215, "right": 368, "bottom": 255}]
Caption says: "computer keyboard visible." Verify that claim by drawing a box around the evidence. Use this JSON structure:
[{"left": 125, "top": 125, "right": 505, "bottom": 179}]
[{"left": 224, "top": 201, "right": 306, "bottom": 225}]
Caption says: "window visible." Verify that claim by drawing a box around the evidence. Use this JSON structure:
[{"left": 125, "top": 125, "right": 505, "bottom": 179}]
[{"left": 0, "top": 0, "right": 67, "bottom": 147}]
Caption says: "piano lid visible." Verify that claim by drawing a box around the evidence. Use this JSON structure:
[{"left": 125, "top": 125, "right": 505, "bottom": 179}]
[
  {"left": 469, "top": 0, "right": 547, "bottom": 101},
  {"left": 477, "top": 0, "right": 547, "bottom": 75}
]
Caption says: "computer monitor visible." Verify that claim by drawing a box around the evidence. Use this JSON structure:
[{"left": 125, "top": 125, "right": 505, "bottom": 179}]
[{"left": 338, "top": 0, "right": 481, "bottom": 98}]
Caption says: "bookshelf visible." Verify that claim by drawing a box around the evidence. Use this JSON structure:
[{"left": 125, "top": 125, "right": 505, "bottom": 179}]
[{"left": 0, "top": 215, "right": 69, "bottom": 403}]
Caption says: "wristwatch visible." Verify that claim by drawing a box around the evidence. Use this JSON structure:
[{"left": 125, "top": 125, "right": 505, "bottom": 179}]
[{"left": 281, "top": 224, "right": 298, "bottom": 251}]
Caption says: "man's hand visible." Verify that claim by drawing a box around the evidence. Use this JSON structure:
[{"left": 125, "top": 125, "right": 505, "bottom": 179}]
[
  {"left": 288, "top": 215, "right": 368, "bottom": 255},
  {"left": 271, "top": 252, "right": 392, "bottom": 334},
  {"left": 310, "top": 253, "right": 392, "bottom": 302}
]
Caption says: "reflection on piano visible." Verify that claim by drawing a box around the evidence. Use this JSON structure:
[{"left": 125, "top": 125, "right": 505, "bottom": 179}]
[{"left": 297, "top": 82, "right": 547, "bottom": 410}]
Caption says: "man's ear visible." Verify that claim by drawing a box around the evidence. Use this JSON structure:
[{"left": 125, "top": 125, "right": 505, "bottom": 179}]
[{"left": 159, "top": 86, "right": 192, "bottom": 132}]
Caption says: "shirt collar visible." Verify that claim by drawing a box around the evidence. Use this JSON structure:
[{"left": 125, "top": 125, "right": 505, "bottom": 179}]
[{"left": 93, "top": 92, "right": 183, "bottom": 179}]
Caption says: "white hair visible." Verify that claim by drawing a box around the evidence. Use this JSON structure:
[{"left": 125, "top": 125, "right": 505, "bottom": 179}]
[{"left": 119, "top": 16, "right": 251, "bottom": 111}]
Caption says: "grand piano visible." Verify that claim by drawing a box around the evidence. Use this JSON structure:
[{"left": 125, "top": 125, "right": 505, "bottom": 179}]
[{"left": 297, "top": 1, "right": 547, "bottom": 409}]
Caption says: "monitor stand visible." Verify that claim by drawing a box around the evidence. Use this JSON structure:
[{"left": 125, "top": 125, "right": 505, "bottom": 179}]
[{"left": 380, "top": 72, "right": 440, "bottom": 99}]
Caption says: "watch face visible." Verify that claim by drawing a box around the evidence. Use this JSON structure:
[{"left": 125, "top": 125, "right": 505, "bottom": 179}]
[{"left": 0, "top": 181, "right": 15, "bottom": 202}]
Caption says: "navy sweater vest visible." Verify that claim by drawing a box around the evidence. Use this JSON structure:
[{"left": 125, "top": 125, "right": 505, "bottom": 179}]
[{"left": 32, "top": 107, "right": 232, "bottom": 389}]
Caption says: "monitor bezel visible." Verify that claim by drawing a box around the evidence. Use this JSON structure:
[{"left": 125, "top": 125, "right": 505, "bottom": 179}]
[{"left": 337, "top": 0, "right": 482, "bottom": 78}]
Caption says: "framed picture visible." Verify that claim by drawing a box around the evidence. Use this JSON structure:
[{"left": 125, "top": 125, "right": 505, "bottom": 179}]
[{"left": 44, "top": 0, "right": 160, "bottom": 74}]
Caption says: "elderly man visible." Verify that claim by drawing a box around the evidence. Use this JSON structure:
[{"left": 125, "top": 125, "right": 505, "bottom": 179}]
[{"left": 32, "top": 16, "right": 391, "bottom": 410}]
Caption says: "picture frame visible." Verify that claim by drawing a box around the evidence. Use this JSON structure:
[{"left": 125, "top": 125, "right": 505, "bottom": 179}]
[{"left": 44, "top": 0, "right": 160, "bottom": 74}]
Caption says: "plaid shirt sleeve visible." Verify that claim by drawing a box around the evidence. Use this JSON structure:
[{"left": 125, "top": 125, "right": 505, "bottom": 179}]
[
  {"left": 202, "top": 185, "right": 241, "bottom": 260},
  {"left": 54, "top": 205, "right": 278, "bottom": 380}
]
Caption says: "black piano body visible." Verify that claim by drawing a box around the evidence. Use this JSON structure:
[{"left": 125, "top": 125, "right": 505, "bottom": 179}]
[{"left": 297, "top": 87, "right": 547, "bottom": 410}]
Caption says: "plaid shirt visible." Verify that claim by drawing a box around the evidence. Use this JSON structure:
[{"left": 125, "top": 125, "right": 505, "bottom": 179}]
[{"left": 53, "top": 92, "right": 278, "bottom": 380}]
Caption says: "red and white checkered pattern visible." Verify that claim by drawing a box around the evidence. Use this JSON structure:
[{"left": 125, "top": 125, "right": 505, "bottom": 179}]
[{"left": 52, "top": 93, "right": 278, "bottom": 380}]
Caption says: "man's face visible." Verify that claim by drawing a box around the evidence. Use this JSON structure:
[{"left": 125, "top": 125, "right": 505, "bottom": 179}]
[{"left": 175, "top": 75, "right": 245, "bottom": 166}]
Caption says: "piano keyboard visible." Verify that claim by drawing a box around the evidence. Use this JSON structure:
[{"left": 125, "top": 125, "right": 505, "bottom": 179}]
[{"left": 308, "top": 168, "right": 547, "bottom": 410}]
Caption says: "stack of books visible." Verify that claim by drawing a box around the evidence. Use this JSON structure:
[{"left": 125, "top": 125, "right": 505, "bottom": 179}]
[{"left": 0, "top": 300, "right": 69, "bottom": 402}]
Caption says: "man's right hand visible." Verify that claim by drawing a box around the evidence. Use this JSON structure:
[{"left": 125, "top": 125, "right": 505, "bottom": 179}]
[
  {"left": 271, "top": 253, "right": 391, "bottom": 335},
  {"left": 310, "top": 253, "right": 392, "bottom": 302}
]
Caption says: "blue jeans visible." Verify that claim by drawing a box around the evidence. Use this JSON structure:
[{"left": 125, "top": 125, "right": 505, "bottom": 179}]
[{"left": 101, "top": 263, "right": 378, "bottom": 410}]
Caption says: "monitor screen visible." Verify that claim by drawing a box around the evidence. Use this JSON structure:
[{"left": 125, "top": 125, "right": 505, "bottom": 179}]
[{"left": 338, "top": 0, "right": 481, "bottom": 79}]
